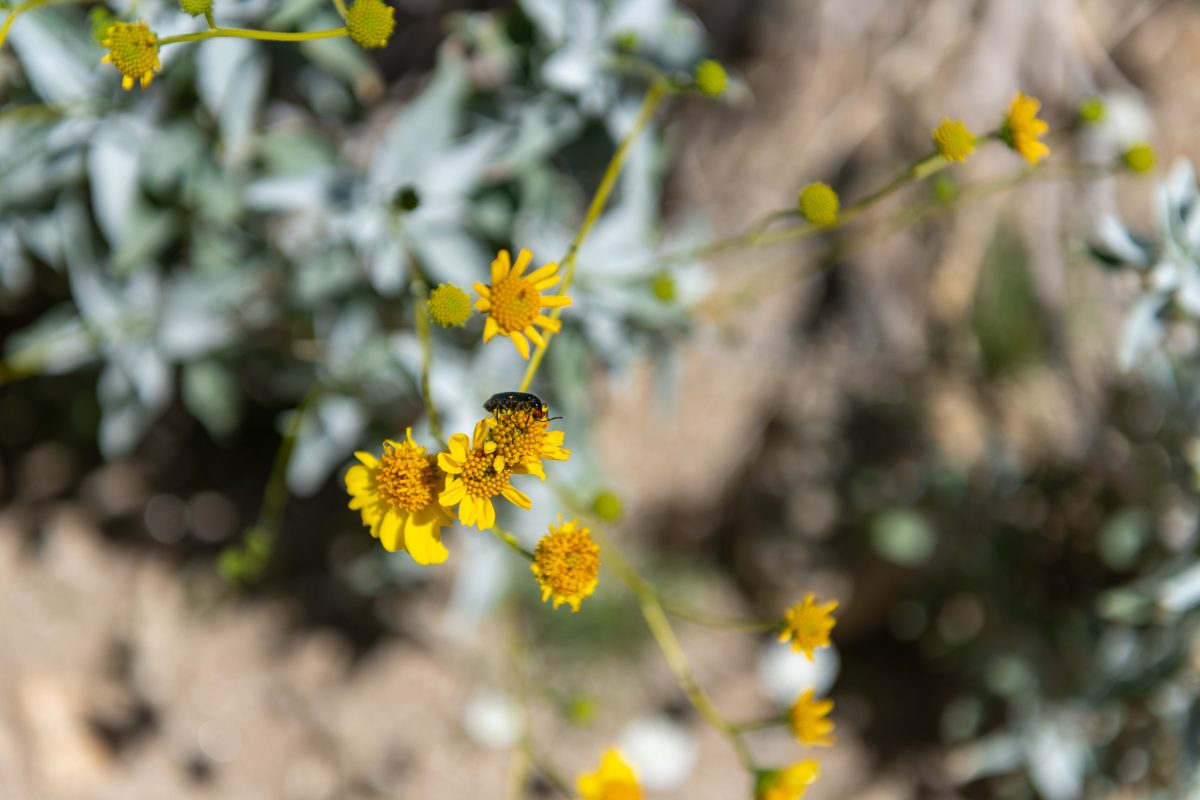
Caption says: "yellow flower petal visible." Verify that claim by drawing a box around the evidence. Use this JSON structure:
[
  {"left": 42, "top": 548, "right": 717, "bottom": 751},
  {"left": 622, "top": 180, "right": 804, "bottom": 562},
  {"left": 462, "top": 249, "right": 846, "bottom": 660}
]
[
  {"left": 512, "top": 248, "right": 533, "bottom": 276},
  {"left": 511, "top": 331, "right": 531, "bottom": 359},
  {"left": 491, "top": 249, "right": 511, "bottom": 283},
  {"left": 539, "top": 295, "right": 572, "bottom": 308},
  {"left": 483, "top": 315, "right": 500, "bottom": 343}
]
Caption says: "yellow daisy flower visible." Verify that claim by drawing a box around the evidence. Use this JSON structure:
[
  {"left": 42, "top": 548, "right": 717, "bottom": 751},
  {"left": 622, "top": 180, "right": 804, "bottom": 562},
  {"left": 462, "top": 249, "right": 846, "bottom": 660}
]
[
  {"left": 474, "top": 249, "right": 572, "bottom": 359},
  {"left": 778, "top": 593, "right": 838, "bottom": 661},
  {"left": 932, "top": 118, "right": 975, "bottom": 163},
  {"left": 788, "top": 690, "right": 835, "bottom": 747},
  {"left": 531, "top": 516, "right": 600, "bottom": 612},
  {"left": 437, "top": 419, "right": 532, "bottom": 530},
  {"left": 485, "top": 399, "right": 570, "bottom": 480},
  {"left": 756, "top": 760, "right": 820, "bottom": 800},
  {"left": 344, "top": 429, "right": 454, "bottom": 565},
  {"left": 1001, "top": 91, "right": 1050, "bottom": 166},
  {"left": 577, "top": 749, "right": 642, "bottom": 800},
  {"left": 100, "top": 20, "right": 162, "bottom": 91}
]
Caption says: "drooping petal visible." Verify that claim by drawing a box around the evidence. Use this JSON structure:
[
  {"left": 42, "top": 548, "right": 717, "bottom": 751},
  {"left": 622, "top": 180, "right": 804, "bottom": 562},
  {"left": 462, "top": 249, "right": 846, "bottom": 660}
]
[
  {"left": 534, "top": 314, "right": 562, "bottom": 333},
  {"left": 483, "top": 316, "right": 500, "bottom": 343},
  {"left": 479, "top": 497, "right": 496, "bottom": 530},
  {"left": 501, "top": 485, "right": 533, "bottom": 510},
  {"left": 405, "top": 516, "right": 449, "bottom": 565},
  {"left": 511, "top": 331, "right": 531, "bottom": 359},
  {"left": 378, "top": 510, "right": 405, "bottom": 552},
  {"left": 524, "top": 326, "right": 546, "bottom": 348},
  {"left": 439, "top": 478, "right": 467, "bottom": 506}
]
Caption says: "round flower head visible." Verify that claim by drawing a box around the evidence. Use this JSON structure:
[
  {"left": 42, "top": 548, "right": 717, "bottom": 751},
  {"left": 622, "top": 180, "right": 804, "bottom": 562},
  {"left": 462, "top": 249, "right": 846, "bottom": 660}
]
[
  {"left": 428, "top": 283, "right": 473, "bottom": 328},
  {"left": 578, "top": 749, "right": 642, "bottom": 800},
  {"left": 485, "top": 401, "right": 569, "bottom": 480},
  {"left": 437, "top": 419, "right": 533, "bottom": 530},
  {"left": 179, "top": 0, "right": 212, "bottom": 16},
  {"left": 798, "top": 182, "right": 839, "bottom": 227},
  {"left": 932, "top": 118, "right": 975, "bottom": 163},
  {"left": 756, "top": 760, "right": 820, "bottom": 800},
  {"left": 778, "top": 593, "right": 838, "bottom": 661},
  {"left": 1078, "top": 96, "right": 1106, "bottom": 125},
  {"left": 1122, "top": 143, "right": 1156, "bottom": 175},
  {"left": 101, "top": 21, "right": 162, "bottom": 91},
  {"left": 346, "top": 0, "right": 396, "bottom": 49},
  {"left": 474, "top": 249, "right": 572, "bottom": 360},
  {"left": 1001, "top": 91, "right": 1050, "bottom": 166},
  {"left": 344, "top": 429, "right": 454, "bottom": 565},
  {"left": 531, "top": 517, "right": 600, "bottom": 612},
  {"left": 788, "top": 690, "right": 835, "bottom": 747},
  {"left": 694, "top": 59, "right": 728, "bottom": 97}
]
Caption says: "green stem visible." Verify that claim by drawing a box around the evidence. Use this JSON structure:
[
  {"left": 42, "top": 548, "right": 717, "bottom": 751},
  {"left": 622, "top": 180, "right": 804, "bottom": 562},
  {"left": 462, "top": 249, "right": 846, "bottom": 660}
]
[
  {"left": 413, "top": 283, "right": 445, "bottom": 443},
  {"left": 158, "top": 25, "right": 347, "bottom": 45},
  {"left": 490, "top": 525, "right": 536, "bottom": 561},
  {"left": 0, "top": 0, "right": 62, "bottom": 50},
  {"left": 204, "top": 10, "right": 216, "bottom": 29},
  {"left": 729, "top": 717, "right": 786, "bottom": 733},
  {"left": 601, "top": 536, "right": 758, "bottom": 772},
  {"left": 658, "top": 597, "right": 781, "bottom": 632},
  {"left": 518, "top": 78, "right": 669, "bottom": 392}
]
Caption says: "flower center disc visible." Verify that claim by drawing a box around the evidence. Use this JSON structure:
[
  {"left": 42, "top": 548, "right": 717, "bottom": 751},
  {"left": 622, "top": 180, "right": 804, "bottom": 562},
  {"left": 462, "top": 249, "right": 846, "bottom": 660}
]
[
  {"left": 376, "top": 448, "right": 437, "bottom": 512},
  {"left": 490, "top": 276, "right": 539, "bottom": 332},
  {"left": 461, "top": 450, "right": 509, "bottom": 498}
]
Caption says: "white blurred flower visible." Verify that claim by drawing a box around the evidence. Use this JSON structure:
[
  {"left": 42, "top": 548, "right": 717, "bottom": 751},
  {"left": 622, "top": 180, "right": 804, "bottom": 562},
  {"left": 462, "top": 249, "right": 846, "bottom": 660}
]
[
  {"left": 757, "top": 641, "right": 840, "bottom": 705},
  {"left": 618, "top": 714, "right": 698, "bottom": 789},
  {"left": 463, "top": 690, "right": 524, "bottom": 750}
]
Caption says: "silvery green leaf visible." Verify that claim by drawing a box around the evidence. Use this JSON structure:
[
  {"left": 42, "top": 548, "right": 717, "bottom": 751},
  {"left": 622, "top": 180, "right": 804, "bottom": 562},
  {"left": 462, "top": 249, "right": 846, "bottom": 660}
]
[
  {"left": 97, "top": 353, "right": 169, "bottom": 458},
  {"left": 263, "top": 0, "right": 325, "bottom": 31},
  {"left": 409, "top": 221, "right": 489, "bottom": 286},
  {"left": 159, "top": 276, "right": 241, "bottom": 360},
  {"left": 1024, "top": 713, "right": 1086, "bottom": 800},
  {"left": 1091, "top": 214, "right": 1150, "bottom": 268},
  {"left": 183, "top": 360, "right": 240, "bottom": 438},
  {"left": 299, "top": 31, "right": 379, "bottom": 94},
  {"left": 1118, "top": 294, "right": 1167, "bottom": 370},
  {"left": 495, "top": 98, "right": 583, "bottom": 175},
  {"left": 142, "top": 121, "right": 207, "bottom": 195},
  {"left": 88, "top": 118, "right": 148, "bottom": 248},
  {"left": 197, "top": 38, "right": 268, "bottom": 169},
  {"left": 0, "top": 224, "right": 30, "bottom": 296},
  {"left": 286, "top": 394, "right": 366, "bottom": 495},
  {"left": 4, "top": 304, "right": 94, "bottom": 374},
  {"left": 113, "top": 206, "right": 181, "bottom": 272},
  {"left": 8, "top": 9, "right": 98, "bottom": 105},
  {"left": 518, "top": 0, "right": 574, "bottom": 44},
  {"left": 415, "top": 127, "right": 507, "bottom": 209},
  {"left": 374, "top": 56, "right": 469, "bottom": 185},
  {"left": 1158, "top": 561, "right": 1200, "bottom": 615},
  {"left": 244, "top": 169, "right": 336, "bottom": 212}
]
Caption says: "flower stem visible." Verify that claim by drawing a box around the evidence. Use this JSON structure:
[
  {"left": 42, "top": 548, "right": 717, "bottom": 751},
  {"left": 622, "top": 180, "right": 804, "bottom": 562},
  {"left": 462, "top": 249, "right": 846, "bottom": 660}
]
[
  {"left": 490, "top": 525, "right": 536, "bottom": 561},
  {"left": 412, "top": 282, "right": 445, "bottom": 443},
  {"left": 158, "top": 25, "right": 347, "bottom": 45},
  {"left": 600, "top": 535, "right": 758, "bottom": 772},
  {"left": 329, "top": 0, "right": 348, "bottom": 20},
  {"left": 518, "top": 78, "right": 669, "bottom": 393},
  {"left": 658, "top": 597, "right": 781, "bottom": 632}
]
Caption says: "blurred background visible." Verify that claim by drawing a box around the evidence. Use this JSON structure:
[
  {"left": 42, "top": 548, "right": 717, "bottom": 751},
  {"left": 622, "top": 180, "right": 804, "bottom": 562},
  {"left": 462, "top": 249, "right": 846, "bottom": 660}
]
[{"left": 3, "top": 0, "right": 1200, "bottom": 797}]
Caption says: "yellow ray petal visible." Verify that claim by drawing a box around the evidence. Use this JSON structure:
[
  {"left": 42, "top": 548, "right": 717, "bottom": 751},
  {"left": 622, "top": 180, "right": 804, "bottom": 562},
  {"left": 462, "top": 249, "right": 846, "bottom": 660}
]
[
  {"left": 491, "top": 250, "right": 511, "bottom": 283},
  {"left": 483, "top": 316, "right": 500, "bottom": 343},
  {"left": 525, "top": 262, "right": 558, "bottom": 283},
  {"left": 539, "top": 295, "right": 572, "bottom": 308},
  {"left": 479, "top": 497, "right": 496, "bottom": 530},
  {"left": 448, "top": 433, "right": 470, "bottom": 462},
  {"left": 501, "top": 485, "right": 532, "bottom": 509},
  {"left": 511, "top": 331, "right": 530, "bottom": 359},
  {"left": 439, "top": 478, "right": 466, "bottom": 506},
  {"left": 405, "top": 516, "right": 449, "bottom": 565},
  {"left": 512, "top": 248, "right": 533, "bottom": 276},
  {"left": 379, "top": 510, "right": 405, "bottom": 552},
  {"left": 534, "top": 314, "right": 562, "bottom": 333},
  {"left": 524, "top": 326, "right": 545, "bottom": 348},
  {"left": 437, "top": 452, "right": 463, "bottom": 474}
]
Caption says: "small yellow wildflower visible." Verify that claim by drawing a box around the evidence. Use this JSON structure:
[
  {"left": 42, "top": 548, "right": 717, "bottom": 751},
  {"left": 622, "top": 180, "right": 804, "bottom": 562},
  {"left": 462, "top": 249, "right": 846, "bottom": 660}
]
[
  {"left": 438, "top": 419, "right": 532, "bottom": 530},
  {"left": 798, "top": 183, "right": 839, "bottom": 227},
  {"left": 578, "top": 749, "right": 642, "bottom": 800},
  {"left": 1122, "top": 143, "right": 1156, "bottom": 175},
  {"left": 1001, "top": 91, "right": 1050, "bottom": 166},
  {"left": 485, "top": 400, "right": 569, "bottom": 480},
  {"left": 1078, "top": 96, "right": 1106, "bottom": 125},
  {"left": 474, "top": 249, "right": 572, "bottom": 359},
  {"left": 101, "top": 21, "right": 161, "bottom": 91},
  {"left": 180, "top": 0, "right": 212, "bottom": 17},
  {"left": 756, "top": 760, "right": 820, "bottom": 800},
  {"left": 344, "top": 429, "right": 454, "bottom": 565},
  {"left": 778, "top": 593, "right": 838, "bottom": 660},
  {"left": 591, "top": 490, "right": 623, "bottom": 523},
  {"left": 428, "top": 283, "right": 473, "bottom": 328},
  {"left": 694, "top": 59, "right": 728, "bottom": 97},
  {"left": 788, "top": 690, "right": 835, "bottom": 747},
  {"left": 346, "top": 0, "right": 396, "bottom": 49},
  {"left": 531, "top": 516, "right": 600, "bottom": 612},
  {"left": 932, "top": 119, "right": 975, "bottom": 163}
]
